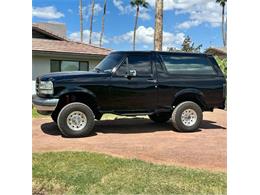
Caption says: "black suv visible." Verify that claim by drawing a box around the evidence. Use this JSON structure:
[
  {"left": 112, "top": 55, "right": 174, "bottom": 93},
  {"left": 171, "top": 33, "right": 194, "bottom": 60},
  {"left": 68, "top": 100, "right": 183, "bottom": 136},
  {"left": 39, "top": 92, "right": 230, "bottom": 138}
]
[{"left": 33, "top": 51, "right": 226, "bottom": 137}]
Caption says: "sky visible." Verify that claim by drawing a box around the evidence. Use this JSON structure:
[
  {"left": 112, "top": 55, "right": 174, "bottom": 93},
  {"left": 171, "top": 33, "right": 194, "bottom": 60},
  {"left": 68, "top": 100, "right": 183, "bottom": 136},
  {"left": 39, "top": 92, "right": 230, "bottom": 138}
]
[{"left": 32, "top": 0, "right": 226, "bottom": 51}]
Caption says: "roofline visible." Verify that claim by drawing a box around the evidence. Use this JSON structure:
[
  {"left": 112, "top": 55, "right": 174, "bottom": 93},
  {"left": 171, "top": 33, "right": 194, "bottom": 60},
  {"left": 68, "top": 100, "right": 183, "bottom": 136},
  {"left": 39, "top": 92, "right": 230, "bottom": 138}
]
[
  {"left": 69, "top": 40, "right": 112, "bottom": 51},
  {"left": 204, "top": 47, "right": 227, "bottom": 55},
  {"left": 32, "top": 24, "right": 68, "bottom": 41},
  {"left": 32, "top": 50, "right": 108, "bottom": 58},
  {"left": 111, "top": 50, "right": 208, "bottom": 55}
]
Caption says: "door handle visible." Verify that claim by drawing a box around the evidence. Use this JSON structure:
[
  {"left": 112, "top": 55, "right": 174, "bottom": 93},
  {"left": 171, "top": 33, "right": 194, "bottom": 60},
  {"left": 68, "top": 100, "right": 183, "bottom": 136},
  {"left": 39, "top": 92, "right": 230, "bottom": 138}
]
[{"left": 147, "top": 79, "right": 157, "bottom": 83}]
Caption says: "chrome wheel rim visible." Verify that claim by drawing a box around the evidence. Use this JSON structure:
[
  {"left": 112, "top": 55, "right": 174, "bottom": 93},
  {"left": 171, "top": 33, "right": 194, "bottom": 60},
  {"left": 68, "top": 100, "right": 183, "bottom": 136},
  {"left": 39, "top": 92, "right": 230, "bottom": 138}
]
[
  {"left": 181, "top": 109, "right": 197, "bottom": 127},
  {"left": 67, "top": 111, "right": 87, "bottom": 131}
]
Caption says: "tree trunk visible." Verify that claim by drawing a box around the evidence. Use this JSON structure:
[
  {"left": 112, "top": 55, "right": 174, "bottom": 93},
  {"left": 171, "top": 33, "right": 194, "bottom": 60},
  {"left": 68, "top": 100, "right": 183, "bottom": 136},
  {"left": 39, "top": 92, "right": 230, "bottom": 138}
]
[
  {"left": 99, "top": 0, "right": 107, "bottom": 47},
  {"left": 133, "top": 6, "right": 139, "bottom": 51},
  {"left": 222, "top": 5, "right": 226, "bottom": 47},
  {"left": 80, "top": 0, "right": 83, "bottom": 42},
  {"left": 154, "top": 0, "right": 163, "bottom": 51},
  {"left": 89, "top": 0, "right": 95, "bottom": 44}
]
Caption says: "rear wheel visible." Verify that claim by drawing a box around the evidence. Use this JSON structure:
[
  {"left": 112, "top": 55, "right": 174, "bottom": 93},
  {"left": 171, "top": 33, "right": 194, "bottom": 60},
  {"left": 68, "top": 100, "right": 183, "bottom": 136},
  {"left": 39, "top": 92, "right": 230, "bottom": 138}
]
[
  {"left": 149, "top": 112, "right": 172, "bottom": 123},
  {"left": 57, "top": 102, "right": 95, "bottom": 137},
  {"left": 172, "top": 101, "right": 202, "bottom": 132}
]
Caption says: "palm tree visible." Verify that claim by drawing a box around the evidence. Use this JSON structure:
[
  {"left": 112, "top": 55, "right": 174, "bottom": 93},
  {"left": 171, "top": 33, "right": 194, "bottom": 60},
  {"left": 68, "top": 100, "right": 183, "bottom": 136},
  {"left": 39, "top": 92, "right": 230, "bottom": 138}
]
[
  {"left": 154, "top": 0, "right": 163, "bottom": 51},
  {"left": 89, "top": 0, "right": 95, "bottom": 44},
  {"left": 130, "top": 0, "right": 149, "bottom": 50},
  {"left": 79, "top": 0, "right": 83, "bottom": 42},
  {"left": 216, "top": 0, "right": 227, "bottom": 46},
  {"left": 99, "top": 0, "right": 107, "bottom": 47}
]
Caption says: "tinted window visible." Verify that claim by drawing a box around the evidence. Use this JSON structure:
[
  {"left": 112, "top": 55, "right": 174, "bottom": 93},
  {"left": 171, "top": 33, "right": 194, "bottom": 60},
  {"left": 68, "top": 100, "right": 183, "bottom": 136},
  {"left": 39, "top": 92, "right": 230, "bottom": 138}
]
[
  {"left": 160, "top": 55, "right": 216, "bottom": 75},
  {"left": 61, "top": 61, "right": 79, "bottom": 71},
  {"left": 79, "top": 61, "right": 89, "bottom": 71},
  {"left": 50, "top": 60, "right": 60, "bottom": 72},
  {"left": 128, "top": 55, "right": 151, "bottom": 76},
  {"left": 116, "top": 59, "right": 128, "bottom": 76},
  {"left": 155, "top": 56, "right": 164, "bottom": 73},
  {"left": 95, "top": 53, "right": 123, "bottom": 72},
  {"left": 50, "top": 60, "right": 89, "bottom": 72}
]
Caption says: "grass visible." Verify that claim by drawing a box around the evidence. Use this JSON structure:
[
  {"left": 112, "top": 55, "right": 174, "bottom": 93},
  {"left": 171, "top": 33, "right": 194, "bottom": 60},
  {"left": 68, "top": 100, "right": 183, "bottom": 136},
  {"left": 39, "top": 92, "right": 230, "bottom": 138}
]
[
  {"left": 33, "top": 152, "right": 226, "bottom": 195},
  {"left": 32, "top": 106, "right": 43, "bottom": 118}
]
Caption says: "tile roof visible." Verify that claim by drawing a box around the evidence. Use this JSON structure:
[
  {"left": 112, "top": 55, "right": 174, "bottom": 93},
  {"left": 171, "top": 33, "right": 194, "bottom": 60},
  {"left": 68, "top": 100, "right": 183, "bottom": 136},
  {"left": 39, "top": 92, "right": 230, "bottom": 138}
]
[
  {"left": 205, "top": 47, "right": 227, "bottom": 55},
  {"left": 33, "top": 23, "right": 68, "bottom": 41},
  {"left": 32, "top": 23, "right": 111, "bottom": 56},
  {"left": 32, "top": 38, "right": 111, "bottom": 56}
]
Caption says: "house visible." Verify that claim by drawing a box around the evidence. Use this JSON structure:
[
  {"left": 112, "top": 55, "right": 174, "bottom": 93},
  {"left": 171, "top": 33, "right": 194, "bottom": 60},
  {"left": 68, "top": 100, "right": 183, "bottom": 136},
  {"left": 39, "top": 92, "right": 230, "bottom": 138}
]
[
  {"left": 205, "top": 47, "right": 227, "bottom": 59},
  {"left": 32, "top": 22, "right": 111, "bottom": 93}
]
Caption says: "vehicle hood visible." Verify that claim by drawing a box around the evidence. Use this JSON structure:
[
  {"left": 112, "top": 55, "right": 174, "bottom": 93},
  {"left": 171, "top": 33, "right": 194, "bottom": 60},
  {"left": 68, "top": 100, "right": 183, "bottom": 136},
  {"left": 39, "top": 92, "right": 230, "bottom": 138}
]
[{"left": 37, "top": 71, "right": 110, "bottom": 82}]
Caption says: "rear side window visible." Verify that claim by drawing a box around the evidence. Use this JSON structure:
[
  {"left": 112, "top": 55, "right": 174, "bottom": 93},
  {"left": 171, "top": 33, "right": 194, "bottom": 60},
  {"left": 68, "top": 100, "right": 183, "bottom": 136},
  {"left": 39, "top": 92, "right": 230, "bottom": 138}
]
[{"left": 160, "top": 54, "right": 216, "bottom": 75}]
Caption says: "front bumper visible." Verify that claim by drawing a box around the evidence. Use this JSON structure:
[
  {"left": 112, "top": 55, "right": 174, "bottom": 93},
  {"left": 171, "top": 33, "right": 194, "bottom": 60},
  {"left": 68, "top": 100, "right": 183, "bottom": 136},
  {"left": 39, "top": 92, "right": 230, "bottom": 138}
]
[{"left": 32, "top": 95, "right": 59, "bottom": 112}]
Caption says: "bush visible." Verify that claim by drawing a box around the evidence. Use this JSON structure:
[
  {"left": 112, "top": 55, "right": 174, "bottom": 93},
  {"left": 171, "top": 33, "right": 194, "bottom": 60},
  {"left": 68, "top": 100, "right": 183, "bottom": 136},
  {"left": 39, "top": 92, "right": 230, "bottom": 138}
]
[{"left": 215, "top": 56, "right": 227, "bottom": 76}]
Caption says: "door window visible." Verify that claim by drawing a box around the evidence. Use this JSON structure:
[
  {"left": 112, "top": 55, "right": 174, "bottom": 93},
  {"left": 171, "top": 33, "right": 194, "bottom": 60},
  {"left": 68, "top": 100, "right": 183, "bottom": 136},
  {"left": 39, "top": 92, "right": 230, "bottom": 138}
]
[
  {"left": 128, "top": 55, "right": 151, "bottom": 76},
  {"left": 115, "top": 59, "right": 128, "bottom": 76},
  {"left": 116, "top": 54, "right": 152, "bottom": 77}
]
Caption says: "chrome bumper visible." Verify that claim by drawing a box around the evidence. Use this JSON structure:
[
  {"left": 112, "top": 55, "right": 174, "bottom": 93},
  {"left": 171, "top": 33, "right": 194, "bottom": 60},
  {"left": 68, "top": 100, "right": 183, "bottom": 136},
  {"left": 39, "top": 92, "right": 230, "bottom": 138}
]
[{"left": 32, "top": 95, "right": 59, "bottom": 112}]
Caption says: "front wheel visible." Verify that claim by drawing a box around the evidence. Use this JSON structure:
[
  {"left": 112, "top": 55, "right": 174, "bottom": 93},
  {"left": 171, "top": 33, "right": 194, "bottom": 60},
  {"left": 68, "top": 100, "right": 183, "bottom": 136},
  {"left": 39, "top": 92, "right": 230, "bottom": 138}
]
[
  {"left": 149, "top": 112, "right": 172, "bottom": 123},
  {"left": 172, "top": 101, "right": 203, "bottom": 132},
  {"left": 57, "top": 102, "right": 95, "bottom": 137}
]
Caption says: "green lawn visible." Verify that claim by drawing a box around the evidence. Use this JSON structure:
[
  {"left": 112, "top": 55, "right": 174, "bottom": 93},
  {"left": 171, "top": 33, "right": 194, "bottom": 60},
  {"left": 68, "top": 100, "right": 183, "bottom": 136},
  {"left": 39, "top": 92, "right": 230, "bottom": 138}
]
[
  {"left": 32, "top": 107, "right": 43, "bottom": 118},
  {"left": 33, "top": 152, "right": 226, "bottom": 195}
]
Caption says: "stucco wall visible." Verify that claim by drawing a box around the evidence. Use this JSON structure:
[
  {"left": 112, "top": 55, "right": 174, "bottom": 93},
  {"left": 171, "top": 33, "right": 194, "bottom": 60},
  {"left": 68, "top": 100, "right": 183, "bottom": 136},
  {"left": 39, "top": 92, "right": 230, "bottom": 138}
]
[
  {"left": 32, "top": 56, "right": 50, "bottom": 80},
  {"left": 32, "top": 55, "right": 103, "bottom": 94},
  {"left": 32, "top": 56, "right": 103, "bottom": 80},
  {"left": 89, "top": 59, "right": 101, "bottom": 70}
]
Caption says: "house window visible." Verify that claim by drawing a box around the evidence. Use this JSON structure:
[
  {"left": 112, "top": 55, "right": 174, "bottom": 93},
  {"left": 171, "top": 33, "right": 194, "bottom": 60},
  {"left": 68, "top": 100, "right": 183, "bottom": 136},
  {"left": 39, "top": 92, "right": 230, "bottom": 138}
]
[{"left": 50, "top": 60, "right": 89, "bottom": 72}]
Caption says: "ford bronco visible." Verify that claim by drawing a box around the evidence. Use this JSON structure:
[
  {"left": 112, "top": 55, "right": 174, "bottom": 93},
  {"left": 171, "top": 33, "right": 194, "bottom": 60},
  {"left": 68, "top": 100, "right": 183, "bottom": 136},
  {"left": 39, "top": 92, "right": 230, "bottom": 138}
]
[{"left": 33, "top": 51, "right": 226, "bottom": 137}]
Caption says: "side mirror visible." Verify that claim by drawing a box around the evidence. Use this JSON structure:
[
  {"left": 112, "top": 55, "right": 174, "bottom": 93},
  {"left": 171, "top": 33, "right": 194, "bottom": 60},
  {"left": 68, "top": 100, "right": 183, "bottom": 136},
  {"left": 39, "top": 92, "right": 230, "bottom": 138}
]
[
  {"left": 129, "top": 69, "right": 136, "bottom": 77},
  {"left": 125, "top": 69, "right": 136, "bottom": 80}
]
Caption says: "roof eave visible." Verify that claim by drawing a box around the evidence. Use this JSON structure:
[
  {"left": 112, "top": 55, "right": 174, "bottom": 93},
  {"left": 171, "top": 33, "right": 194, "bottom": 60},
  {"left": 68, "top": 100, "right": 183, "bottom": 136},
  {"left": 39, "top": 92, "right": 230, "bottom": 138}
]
[{"left": 32, "top": 50, "right": 108, "bottom": 59}]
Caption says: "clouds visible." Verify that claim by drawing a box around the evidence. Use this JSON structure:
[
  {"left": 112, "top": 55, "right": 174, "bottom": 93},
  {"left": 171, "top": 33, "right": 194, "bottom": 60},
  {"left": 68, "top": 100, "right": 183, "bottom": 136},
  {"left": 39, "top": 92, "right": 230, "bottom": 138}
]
[
  {"left": 145, "top": 0, "right": 223, "bottom": 29},
  {"left": 69, "top": 26, "right": 185, "bottom": 50},
  {"left": 32, "top": 6, "right": 64, "bottom": 19},
  {"left": 112, "top": 0, "right": 223, "bottom": 29},
  {"left": 176, "top": 1, "right": 223, "bottom": 29},
  {"left": 82, "top": 3, "right": 103, "bottom": 19},
  {"left": 69, "top": 30, "right": 109, "bottom": 46},
  {"left": 112, "top": 0, "right": 151, "bottom": 21},
  {"left": 176, "top": 20, "right": 201, "bottom": 30},
  {"left": 112, "top": 26, "right": 185, "bottom": 50}
]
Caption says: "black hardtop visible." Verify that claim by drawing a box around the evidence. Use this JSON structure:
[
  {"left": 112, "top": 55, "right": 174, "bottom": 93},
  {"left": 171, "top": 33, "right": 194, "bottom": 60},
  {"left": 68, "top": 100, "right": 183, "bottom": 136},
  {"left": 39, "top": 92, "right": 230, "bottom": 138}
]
[{"left": 111, "top": 50, "right": 211, "bottom": 57}]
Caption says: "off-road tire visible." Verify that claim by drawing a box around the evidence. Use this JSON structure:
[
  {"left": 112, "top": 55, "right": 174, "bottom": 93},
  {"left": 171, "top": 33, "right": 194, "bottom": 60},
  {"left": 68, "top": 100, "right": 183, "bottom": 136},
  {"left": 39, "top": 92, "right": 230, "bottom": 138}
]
[
  {"left": 172, "top": 101, "right": 202, "bottom": 132},
  {"left": 57, "top": 102, "right": 95, "bottom": 137},
  {"left": 149, "top": 112, "right": 172, "bottom": 123}
]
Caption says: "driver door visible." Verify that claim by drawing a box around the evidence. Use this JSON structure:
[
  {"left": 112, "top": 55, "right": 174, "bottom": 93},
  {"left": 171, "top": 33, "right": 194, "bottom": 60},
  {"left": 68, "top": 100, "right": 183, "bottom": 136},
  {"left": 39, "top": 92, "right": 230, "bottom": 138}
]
[{"left": 109, "top": 53, "right": 157, "bottom": 112}]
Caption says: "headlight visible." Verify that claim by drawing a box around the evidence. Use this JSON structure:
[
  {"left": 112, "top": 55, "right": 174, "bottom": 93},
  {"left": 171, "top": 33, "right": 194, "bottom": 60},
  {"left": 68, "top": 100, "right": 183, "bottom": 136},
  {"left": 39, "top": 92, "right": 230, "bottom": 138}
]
[{"left": 38, "top": 81, "right": 53, "bottom": 94}]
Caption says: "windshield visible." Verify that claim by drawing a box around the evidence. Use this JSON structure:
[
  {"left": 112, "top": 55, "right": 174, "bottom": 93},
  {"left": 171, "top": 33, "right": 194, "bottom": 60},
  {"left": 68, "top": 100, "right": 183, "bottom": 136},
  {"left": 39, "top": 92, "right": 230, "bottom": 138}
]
[{"left": 95, "top": 53, "right": 123, "bottom": 72}]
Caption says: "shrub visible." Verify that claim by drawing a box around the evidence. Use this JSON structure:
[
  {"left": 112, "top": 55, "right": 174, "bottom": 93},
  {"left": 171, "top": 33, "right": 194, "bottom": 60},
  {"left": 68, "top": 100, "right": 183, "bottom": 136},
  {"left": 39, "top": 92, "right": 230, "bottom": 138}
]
[{"left": 215, "top": 56, "right": 227, "bottom": 77}]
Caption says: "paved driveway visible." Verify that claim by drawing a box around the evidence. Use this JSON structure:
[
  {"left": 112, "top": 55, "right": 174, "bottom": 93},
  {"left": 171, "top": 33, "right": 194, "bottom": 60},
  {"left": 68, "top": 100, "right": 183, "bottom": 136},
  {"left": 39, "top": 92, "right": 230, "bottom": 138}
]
[{"left": 32, "top": 109, "right": 226, "bottom": 172}]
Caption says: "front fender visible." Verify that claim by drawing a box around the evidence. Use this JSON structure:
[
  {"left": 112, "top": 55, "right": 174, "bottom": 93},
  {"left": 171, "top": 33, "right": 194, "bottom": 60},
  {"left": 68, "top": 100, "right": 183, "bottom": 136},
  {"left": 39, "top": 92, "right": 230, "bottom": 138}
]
[{"left": 56, "top": 86, "right": 96, "bottom": 99}]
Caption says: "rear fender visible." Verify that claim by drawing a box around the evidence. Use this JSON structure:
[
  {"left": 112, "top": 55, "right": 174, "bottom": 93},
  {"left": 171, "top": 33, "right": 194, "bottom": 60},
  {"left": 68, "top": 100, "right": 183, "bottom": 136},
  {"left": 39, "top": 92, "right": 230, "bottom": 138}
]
[{"left": 172, "top": 88, "right": 208, "bottom": 110}]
